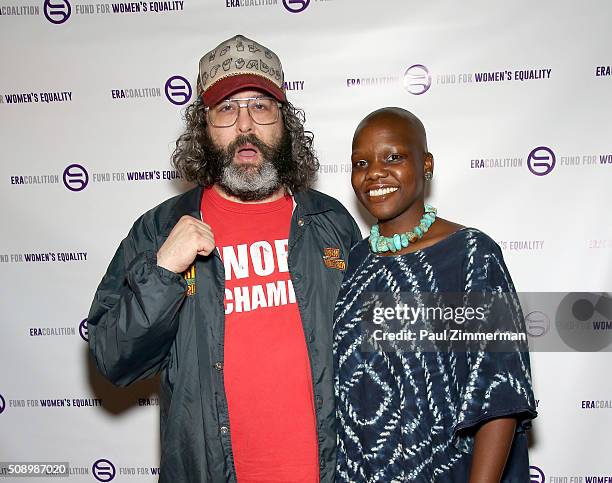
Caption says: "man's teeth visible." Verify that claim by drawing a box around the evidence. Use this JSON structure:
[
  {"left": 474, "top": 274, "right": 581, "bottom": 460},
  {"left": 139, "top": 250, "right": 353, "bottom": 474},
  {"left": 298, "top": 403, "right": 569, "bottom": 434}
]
[{"left": 369, "top": 187, "right": 398, "bottom": 197}]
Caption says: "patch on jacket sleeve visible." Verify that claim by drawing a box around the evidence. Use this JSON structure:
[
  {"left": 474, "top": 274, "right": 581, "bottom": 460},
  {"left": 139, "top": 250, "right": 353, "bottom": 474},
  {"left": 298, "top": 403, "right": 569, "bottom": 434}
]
[
  {"left": 183, "top": 264, "right": 196, "bottom": 296},
  {"left": 323, "top": 247, "right": 346, "bottom": 271}
]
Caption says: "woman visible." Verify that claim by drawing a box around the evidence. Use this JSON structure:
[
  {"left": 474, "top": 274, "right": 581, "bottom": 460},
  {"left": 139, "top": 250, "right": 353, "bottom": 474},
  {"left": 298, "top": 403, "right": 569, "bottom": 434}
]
[{"left": 334, "top": 107, "right": 537, "bottom": 482}]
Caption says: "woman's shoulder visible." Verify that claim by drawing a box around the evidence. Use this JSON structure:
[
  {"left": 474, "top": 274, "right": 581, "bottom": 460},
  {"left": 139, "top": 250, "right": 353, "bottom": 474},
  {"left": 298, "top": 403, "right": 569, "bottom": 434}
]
[
  {"left": 409, "top": 223, "right": 503, "bottom": 260},
  {"left": 456, "top": 227, "right": 516, "bottom": 290},
  {"left": 451, "top": 227, "right": 502, "bottom": 254},
  {"left": 401, "top": 217, "right": 499, "bottom": 257},
  {"left": 437, "top": 227, "right": 506, "bottom": 276}
]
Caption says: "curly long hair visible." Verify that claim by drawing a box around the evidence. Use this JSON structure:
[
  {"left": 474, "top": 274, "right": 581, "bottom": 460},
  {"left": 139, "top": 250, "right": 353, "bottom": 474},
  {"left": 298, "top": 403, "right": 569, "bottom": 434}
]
[{"left": 172, "top": 97, "right": 319, "bottom": 192}]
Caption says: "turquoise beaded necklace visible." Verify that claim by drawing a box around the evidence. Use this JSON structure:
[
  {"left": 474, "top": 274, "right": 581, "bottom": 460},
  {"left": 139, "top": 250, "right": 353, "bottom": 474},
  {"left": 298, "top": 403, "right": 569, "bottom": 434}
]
[{"left": 369, "top": 204, "right": 437, "bottom": 253}]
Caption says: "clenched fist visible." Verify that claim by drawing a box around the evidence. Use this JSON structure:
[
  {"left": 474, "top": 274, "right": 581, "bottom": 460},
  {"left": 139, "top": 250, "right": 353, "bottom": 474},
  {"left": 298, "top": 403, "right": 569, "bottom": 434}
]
[{"left": 157, "top": 215, "right": 215, "bottom": 273}]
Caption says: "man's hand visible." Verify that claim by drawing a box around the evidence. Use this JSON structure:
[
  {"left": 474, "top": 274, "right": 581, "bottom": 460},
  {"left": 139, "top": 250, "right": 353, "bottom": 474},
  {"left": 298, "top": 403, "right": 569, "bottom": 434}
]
[{"left": 156, "top": 215, "right": 215, "bottom": 273}]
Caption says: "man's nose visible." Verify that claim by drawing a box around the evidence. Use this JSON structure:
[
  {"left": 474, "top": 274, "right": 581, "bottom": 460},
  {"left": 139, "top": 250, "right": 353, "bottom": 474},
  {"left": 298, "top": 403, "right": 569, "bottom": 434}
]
[{"left": 236, "top": 105, "right": 255, "bottom": 133}]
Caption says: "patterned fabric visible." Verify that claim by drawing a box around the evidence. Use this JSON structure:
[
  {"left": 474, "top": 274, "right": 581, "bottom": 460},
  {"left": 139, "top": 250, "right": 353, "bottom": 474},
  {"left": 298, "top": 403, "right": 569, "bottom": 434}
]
[{"left": 334, "top": 228, "right": 537, "bottom": 482}]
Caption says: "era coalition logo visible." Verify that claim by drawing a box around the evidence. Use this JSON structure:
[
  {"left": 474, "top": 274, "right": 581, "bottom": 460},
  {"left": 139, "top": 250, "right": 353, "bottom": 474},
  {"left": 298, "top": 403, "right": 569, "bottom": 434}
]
[
  {"left": 527, "top": 146, "right": 555, "bottom": 176},
  {"left": 44, "top": 0, "right": 72, "bottom": 24},
  {"left": 79, "top": 319, "right": 89, "bottom": 342},
  {"left": 403, "top": 64, "right": 431, "bottom": 95},
  {"left": 165, "top": 75, "right": 192, "bottom": 106},
  {"left": 282, "top": 0, "right": 310, "bottom": 13},
  {"left": 525, "top": 311, "right": 550, "bottom": 337},
  {"left": 529, "top": 465, "right": 545, "bottom": 483},
  {"left": 0, "top": 394, "right": 6, "bottom": 414},
  {"left": 63, "top": 164, "right": 89, "bottom": 191},
  {"left": 92, "top": 459, "right": 116, "bottom": 482}
]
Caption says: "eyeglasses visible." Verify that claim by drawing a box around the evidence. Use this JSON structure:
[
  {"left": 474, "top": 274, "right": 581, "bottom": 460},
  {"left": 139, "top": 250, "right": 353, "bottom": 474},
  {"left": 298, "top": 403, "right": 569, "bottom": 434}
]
[{"left": 205, "top": 96, "right": 281, "bottom": 127}]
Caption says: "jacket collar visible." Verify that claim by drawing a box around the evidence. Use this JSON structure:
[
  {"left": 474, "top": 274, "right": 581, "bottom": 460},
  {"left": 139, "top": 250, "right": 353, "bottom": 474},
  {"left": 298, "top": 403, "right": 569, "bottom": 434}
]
[
  {"left": 160, "top": 186, "right": 203, "bottom": 237},
  {"left": 293, "top": 190, "right": 334, "bottom": 216},
  {"left": 159, "top": 186, "right": 331, "bottom": 237}
]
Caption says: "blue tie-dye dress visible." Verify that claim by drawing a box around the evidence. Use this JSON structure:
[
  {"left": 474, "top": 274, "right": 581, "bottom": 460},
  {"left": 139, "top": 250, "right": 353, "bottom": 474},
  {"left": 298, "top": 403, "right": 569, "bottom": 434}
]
[{"left": 334, "top": 228, "right": 537, "bottom": 482}]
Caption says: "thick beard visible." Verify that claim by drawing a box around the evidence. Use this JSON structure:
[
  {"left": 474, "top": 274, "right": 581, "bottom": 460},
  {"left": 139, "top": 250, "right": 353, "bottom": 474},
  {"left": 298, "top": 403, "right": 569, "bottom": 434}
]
[{"left": 214, "top": 131, "right": 292, "bottom": 202}]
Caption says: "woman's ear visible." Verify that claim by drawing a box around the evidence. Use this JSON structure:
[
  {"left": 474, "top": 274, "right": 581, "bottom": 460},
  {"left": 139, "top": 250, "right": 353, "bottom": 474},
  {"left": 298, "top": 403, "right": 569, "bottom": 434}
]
[{"left": 424, "top": 152, "right": 434, "bottom": 176}]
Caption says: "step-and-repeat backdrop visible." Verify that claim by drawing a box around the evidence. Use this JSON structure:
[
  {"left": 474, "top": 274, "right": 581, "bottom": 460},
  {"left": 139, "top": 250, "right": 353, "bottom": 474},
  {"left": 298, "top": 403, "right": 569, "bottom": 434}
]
[{"left": 1, "top": 0, "right": 611, "bottom": 481}]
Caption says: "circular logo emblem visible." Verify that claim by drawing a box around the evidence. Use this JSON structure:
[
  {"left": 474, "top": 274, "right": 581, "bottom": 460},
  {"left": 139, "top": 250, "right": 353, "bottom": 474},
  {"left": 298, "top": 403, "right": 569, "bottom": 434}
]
[
  {"left": 79, "top": 319, "right": 89, "bottom": 342},
  {"left": 63, "top": 164, "right": 89, "bottom": 192},
  {"left": 556, "top": 292, "right": 612, "bottom": 352},
  {"left": 92, "top": 459, "right": 116, "bottom": 482},
  {"left": 527, "top": 146, "right": 556, "bottom": 176},
  {"left": 0, "top": 394, "right": 6, "bottom": 415},
  {"left": 164, "top": 75, "right": 192, "bottom": 106},
  {"left": 282, "top": 0, "right": 310, "bottom": 13},
  {"left": 44, "top": 0, "right": 72, "bottom": 24},
  {"left": 529, "top": 465, "right": 545, "bottom": 483},
  {"left": 403, "top": 64, "right": 431, "bottom": 95},
  {"left": 525, "top": 311, "right": 550, "bottom": 337}
]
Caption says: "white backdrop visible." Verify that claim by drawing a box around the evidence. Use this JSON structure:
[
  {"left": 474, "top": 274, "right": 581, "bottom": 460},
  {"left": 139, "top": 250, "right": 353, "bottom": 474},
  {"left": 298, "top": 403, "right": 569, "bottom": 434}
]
[{"left": 1, "top": 0, "right": 612, "bottom": 481}]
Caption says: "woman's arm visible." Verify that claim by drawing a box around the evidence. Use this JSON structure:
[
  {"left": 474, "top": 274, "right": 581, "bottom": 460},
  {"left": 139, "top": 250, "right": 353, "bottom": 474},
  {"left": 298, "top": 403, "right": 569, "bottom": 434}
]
[{"left": 468, "top": 417, "right": 517, "bottom": 483}]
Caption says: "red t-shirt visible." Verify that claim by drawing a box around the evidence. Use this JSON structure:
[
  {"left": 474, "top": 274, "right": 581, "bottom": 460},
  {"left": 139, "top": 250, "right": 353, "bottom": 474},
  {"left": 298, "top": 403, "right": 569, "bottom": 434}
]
[{"left": 201, "top": 187, "right": 319, "bottom": 483}]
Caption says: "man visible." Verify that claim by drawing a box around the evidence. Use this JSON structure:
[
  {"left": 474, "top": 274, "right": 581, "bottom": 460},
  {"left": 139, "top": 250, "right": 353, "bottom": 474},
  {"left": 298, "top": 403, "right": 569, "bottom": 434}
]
[{"left": 88, "top": 34, "right": 361, "bottom": 482}]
